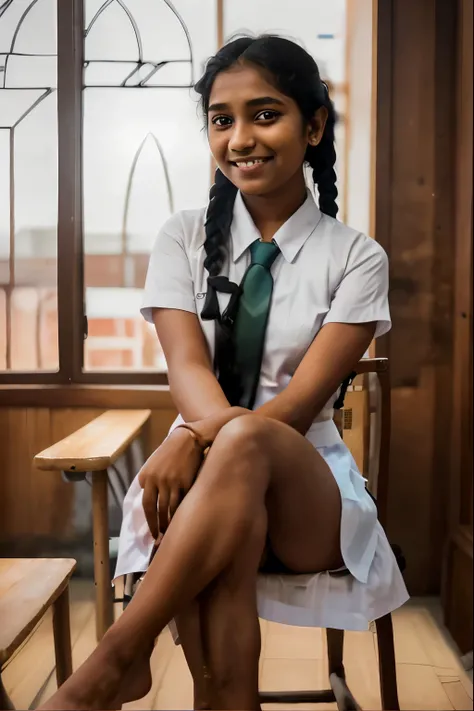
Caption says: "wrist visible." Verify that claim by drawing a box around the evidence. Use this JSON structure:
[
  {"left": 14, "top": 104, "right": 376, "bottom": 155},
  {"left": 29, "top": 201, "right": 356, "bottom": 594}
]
[
  {"left": 191, "top": 407, "right": 250, "bottom": 445},
  {"left": 174, "top": 423, "right": 209, "bottom": 450}
]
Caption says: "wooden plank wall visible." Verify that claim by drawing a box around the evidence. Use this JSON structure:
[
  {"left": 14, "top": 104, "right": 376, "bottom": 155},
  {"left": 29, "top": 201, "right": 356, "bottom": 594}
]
[
  {"left": 442, "top": 0, "right": 473, "bottom": 655},
  {"left": 375, "top": 0, "right": 458, "bottom": 594}
]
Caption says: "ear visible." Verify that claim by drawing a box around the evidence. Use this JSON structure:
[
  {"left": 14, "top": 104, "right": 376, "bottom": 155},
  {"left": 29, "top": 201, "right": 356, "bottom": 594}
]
[{"left": 307, "top": 106, "right": 328, "bottom": 147}]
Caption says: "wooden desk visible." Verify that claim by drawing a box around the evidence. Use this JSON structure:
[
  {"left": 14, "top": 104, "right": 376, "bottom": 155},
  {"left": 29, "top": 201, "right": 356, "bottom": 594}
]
[
  {"left": 0, "top": 558, "right": 76, "bottom": 710},
  {"left": 34, "top": 409, "right": 151, "bottom": 640}
]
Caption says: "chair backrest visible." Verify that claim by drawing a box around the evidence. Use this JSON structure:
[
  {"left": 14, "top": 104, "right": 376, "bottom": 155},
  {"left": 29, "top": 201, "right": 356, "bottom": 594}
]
[{"left": 337, "top": 358, "right": 391, "bottom": 529}]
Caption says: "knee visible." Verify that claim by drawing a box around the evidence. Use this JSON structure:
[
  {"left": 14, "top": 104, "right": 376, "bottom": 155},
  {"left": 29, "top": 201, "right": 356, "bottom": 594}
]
[
  {"left": 216, "top": 414, "right": 271, "bottom": 456},
  {"left": 208, "top": 415, "right": 271, "bottom": 483}
]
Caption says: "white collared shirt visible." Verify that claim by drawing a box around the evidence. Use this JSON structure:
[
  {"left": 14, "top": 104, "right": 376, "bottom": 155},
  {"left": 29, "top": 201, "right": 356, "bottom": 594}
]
[{"left": 142, "top": 190, "right": 390, "bottom": 447}]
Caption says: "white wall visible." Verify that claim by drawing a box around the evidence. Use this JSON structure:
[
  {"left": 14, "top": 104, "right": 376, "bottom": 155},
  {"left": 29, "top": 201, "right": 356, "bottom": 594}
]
[
  {"left": 344, "top": 0, "right": 375, "bottom": 236},
  {"left": 224, "top": 0, "right": 346, "bottom": 84}
]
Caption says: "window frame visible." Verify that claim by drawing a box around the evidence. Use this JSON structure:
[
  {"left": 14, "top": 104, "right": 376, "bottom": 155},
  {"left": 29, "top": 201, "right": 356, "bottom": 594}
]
[
  {"left": 0, "top": 0, "right": 169, "bottom": 386},
  {"left": 0, "top": 0, "right": 348, "bottom": 387}
]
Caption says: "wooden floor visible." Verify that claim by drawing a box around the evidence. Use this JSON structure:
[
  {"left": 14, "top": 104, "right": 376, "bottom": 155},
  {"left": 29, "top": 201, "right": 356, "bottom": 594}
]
[{"left": 2, "top": 580, "right": 473, "bottom": 710}]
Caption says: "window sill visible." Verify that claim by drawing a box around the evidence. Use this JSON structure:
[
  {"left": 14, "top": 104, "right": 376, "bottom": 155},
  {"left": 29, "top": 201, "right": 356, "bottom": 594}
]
[{"left": 0, "top": 384, "right": 174, "bottom": 409}]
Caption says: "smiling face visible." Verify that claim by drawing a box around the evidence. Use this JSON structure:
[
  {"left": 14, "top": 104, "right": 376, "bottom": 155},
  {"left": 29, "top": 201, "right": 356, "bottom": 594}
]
[{"left": 207, "top": 62, "right": 327, "bottom": 198}]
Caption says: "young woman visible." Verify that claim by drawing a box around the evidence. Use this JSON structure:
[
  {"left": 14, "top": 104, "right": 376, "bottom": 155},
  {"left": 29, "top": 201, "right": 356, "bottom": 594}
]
[{"left": 41, "top": 35, "right": 408, "bottom": 711}]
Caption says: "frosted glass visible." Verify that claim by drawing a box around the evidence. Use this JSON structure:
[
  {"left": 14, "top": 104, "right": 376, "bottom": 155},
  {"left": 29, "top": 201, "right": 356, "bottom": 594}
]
[
  {"left": 9, "top": 0, "right": 56, "bottom": 56},
  {"left": 83, "top": 0, "right": 215, "bottom": 372},
  {"left": 0, "top": 88, "right": 47, "bottom": 127},
  {"left": 0, "top": 130, "right": 10, "bottom": 270},
  {"left": 4, "top": 54, "right": 56, "bottom": 89},
  {"left": 0, "top": 0, "right": 58, "bottom": 372}
]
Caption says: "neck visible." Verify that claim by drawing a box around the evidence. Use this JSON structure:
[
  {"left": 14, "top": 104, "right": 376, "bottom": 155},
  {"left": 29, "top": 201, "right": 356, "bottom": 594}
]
[{"left": 241, "top": 171, "right": 307, "bottom": 242}]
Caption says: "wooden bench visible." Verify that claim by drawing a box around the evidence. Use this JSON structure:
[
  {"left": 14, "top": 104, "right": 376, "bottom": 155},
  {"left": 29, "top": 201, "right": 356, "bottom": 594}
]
[
  {"left": 0, "top": 558, "right": 76, "bottom": 710},
  {"left": 34, "top": 409, "right": 151, "bottom": 640}
]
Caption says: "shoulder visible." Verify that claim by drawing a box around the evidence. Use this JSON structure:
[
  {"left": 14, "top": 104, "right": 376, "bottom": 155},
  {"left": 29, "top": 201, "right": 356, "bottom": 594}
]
[
  {"left": 316, "top": 214, "right": 388, "bottom": 267},
  {"left": 155, "top": 208, "right": 207, "bottom": 251}
]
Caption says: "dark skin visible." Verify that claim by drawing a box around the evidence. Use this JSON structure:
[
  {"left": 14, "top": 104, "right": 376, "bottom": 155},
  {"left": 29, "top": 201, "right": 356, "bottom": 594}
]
[
  {"left": 40, "top": 64, "right": 376, "bottom": 711},
  {"left": 208, "top": 62, "right": 328, "bottom": 239}
]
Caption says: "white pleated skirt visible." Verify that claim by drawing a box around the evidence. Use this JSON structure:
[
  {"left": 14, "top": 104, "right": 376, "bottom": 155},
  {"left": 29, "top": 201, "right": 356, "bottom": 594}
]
[{"left": 114, "top": 440, "right": 409, "bottom": 633}]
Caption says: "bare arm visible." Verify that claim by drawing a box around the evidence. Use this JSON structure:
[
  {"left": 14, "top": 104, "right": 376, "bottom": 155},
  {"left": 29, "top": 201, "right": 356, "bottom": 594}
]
[
  {"left": 146, "top": 313, "right": 374, "bottom": 534},
  {"left": 178, "top": 322, "right": 376, "bottom": 445},
  {"left": 153, "top": 308, "right": 230, "bottom": 421},
  {"left": 256, "top": 321, "right": 375, "bottom": 433}
]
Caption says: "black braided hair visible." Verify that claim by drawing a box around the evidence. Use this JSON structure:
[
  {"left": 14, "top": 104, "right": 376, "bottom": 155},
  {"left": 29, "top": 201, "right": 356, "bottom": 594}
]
[
  {"left": 194, "top": 35, "right": 338, "bottom": 316},
  {"left": 199, "top": 168, "right": 237, "bottom": 319},
  {"left": 203, "top": 168, "right": 236, "bottom": 278},
  {"left": 305, "top": 85, "right": 338, "bottom": 218},
  {"left": 195, "top": 39, "right": 255, "bottom": 319}
]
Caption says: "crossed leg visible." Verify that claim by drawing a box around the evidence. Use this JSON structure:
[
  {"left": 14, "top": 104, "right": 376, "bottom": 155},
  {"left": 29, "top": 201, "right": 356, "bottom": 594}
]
[
  {"left": 40, "top": 414, "right": 342, "bottom": 711},
  {"left": 175, "top": 415, "right": 343, "bottom": 709}
]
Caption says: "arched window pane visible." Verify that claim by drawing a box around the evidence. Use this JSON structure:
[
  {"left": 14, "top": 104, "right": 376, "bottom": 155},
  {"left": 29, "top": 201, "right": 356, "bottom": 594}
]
[
  {"left": 0, "top": 0, "right": 58, "bottom": 372},
  {"left": 83, "top": 0, "right": 215, "bottom": 372}
]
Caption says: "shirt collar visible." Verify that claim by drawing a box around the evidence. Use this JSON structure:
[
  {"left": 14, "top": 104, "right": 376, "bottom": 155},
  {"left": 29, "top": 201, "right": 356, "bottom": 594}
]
[{"left": 230, "top": 188, "right": 322, "bottom": 264}]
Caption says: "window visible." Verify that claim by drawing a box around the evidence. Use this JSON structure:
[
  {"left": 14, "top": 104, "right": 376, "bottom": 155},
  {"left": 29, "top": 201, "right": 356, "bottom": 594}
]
[
  {"left": 82, "top": 0, "right": 215, "bottom": 373},
  {"left": 0, "top": 0, "right": 59, "bottom": 373},
  {"left": 0, "top": 0, "right": 349, "bottom": 385}
]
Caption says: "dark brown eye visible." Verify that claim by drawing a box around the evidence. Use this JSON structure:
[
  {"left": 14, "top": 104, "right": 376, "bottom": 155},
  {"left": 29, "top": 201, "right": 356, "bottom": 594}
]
[
  {"left": 211, "top": 115, "right": 233, "bottom": 127},
  {"left": 255, "top": 110, "right": 280, "bottom": 122}
]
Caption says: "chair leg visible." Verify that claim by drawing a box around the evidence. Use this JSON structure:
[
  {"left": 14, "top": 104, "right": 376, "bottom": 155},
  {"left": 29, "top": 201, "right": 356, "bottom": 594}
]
[
  {"left": 330, "top": 673, "right": 361, "bottom": 711},
  {"left": 375, "top": 614, "right": 400, "bottom": 711},
  {"left": 327, "top": 628, "right": 345, "bottom": 676},
  {"left": 92, "top": 469, "right": 114, "bottom": 641},
  {"left": 0, "top": 673, "right": 15, "bottom": 710},
  {"left": 326, "top": 629, "right": 361, "bottom": 711},
  {"left": 52, "top": 584, "right": 73, "bottom": 686}
]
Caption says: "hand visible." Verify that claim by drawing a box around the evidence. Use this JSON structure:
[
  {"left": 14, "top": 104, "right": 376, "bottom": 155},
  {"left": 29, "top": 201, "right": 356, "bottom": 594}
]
[{"left": 138, "top": 427, "right": 203, "bottom": 539}]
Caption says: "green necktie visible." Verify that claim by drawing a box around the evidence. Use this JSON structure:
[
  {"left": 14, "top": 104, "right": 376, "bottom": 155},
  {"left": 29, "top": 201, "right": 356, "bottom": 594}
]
[{"left": 233, "top": 239, "right": 281, "bottom": 408}]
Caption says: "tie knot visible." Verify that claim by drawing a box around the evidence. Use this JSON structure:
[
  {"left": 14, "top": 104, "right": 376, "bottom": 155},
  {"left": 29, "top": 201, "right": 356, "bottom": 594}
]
[{"left": 249, "top": 239, "right": 280, "bottom": 269}]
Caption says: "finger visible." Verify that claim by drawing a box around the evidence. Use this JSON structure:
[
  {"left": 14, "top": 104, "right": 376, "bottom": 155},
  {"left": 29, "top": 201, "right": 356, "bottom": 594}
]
[
  {"left": 158, "top": 486, "right": 170, "bottom": 534},
  {"left": 169, "top": 488, "right": 181, "bottom": 521},
  {"left": 142, "top": 482, "right": 159, "bottom": 540}
]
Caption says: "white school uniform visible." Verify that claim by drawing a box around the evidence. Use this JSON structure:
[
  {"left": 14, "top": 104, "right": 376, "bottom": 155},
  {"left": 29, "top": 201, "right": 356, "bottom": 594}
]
[{"left": 115, "top": 189, "right": 409, "bottom": 631}]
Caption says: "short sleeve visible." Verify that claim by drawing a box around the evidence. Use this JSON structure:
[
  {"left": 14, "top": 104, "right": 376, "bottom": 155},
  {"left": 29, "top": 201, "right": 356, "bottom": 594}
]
[
  {"left": 140, "top": 214, "right": 196, "bottom": 324},
  {"left": 323, "top": 235, "right": 391, "bottom": 338}
]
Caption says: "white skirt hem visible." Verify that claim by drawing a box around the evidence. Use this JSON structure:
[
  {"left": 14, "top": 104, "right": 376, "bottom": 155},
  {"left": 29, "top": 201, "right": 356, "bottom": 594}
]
[{"left": 114, "top": 442, "right": 409, "bottom": 637}]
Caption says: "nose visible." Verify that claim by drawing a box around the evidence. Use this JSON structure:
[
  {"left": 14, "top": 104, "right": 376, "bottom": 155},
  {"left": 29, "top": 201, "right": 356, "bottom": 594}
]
[{"left": 228, "top": 121, "right": 256, "bottom": 154}]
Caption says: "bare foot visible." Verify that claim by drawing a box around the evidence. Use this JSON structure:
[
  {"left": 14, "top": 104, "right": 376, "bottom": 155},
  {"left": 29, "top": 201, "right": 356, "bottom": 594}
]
[
  {"left": 39, "top": 643, "right": 153, "bottom": 711},
  {"left": 111, "top": 647, "right": 153, "bottom": 708}
]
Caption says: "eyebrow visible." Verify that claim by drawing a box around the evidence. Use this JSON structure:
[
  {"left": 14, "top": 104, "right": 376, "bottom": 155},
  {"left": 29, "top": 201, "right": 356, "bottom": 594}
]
[{"left": 208, "top": 96, "right": 286, "bottom": 112}]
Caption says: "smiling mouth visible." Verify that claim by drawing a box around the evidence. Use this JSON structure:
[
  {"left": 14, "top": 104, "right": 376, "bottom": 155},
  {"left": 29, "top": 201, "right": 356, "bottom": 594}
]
[{"left": 230, "top": 157, "right": 274, "bottom": 169}]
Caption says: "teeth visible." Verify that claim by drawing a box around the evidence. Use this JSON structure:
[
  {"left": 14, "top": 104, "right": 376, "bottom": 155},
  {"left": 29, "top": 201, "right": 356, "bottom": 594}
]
[{"left": 236, "top": 159, "right": 265, "bottom": 167}]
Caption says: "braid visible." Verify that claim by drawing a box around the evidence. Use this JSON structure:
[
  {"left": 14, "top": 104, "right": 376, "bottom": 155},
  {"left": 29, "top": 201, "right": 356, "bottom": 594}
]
[
  {"left": 200, "top": 168, "right": 238, "bottom": 321},
  {"left": 306, "top": 92, "right": 338, "bottom": 218},
  {"left": 195, "top": 36, "right": 340, "bottom": 327},
  {"left": 203, "top": 168, "right": 237, "bottom": 277}
]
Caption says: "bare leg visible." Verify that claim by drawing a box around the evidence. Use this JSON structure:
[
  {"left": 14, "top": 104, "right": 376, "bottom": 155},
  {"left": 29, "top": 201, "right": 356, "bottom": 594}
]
[
  {"left": 200, "top": 517, "right": 266, "bottom": 711},
  {"left": 176, "top": 540, "right": 266, "bottom": 710},
  {"left": 40, "top": 419, "right": 271, "bottom": 711},
  {"left": 40, "top": 415, "right": 343, "bottom": 711},
  {"left": 175, "top": 601, "right": 213, "bottom": 710},
  {"left": 177, "top": 522, "right": 265, "bottom": 711}
]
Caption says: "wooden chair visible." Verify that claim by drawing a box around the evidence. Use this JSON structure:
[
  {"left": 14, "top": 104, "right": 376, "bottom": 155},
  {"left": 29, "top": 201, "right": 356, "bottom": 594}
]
[
  {"left": 0, "top": 558, "right": 76, "bottom": 711},
  {"left": 259, "top": 357, "right": 403, "bottom": 711},
  {"left": 34, "top": 409, "right": 151, "bottom": 641},
  {"left": 115, "top": 358, "right": 403, "bottom": 709}
]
